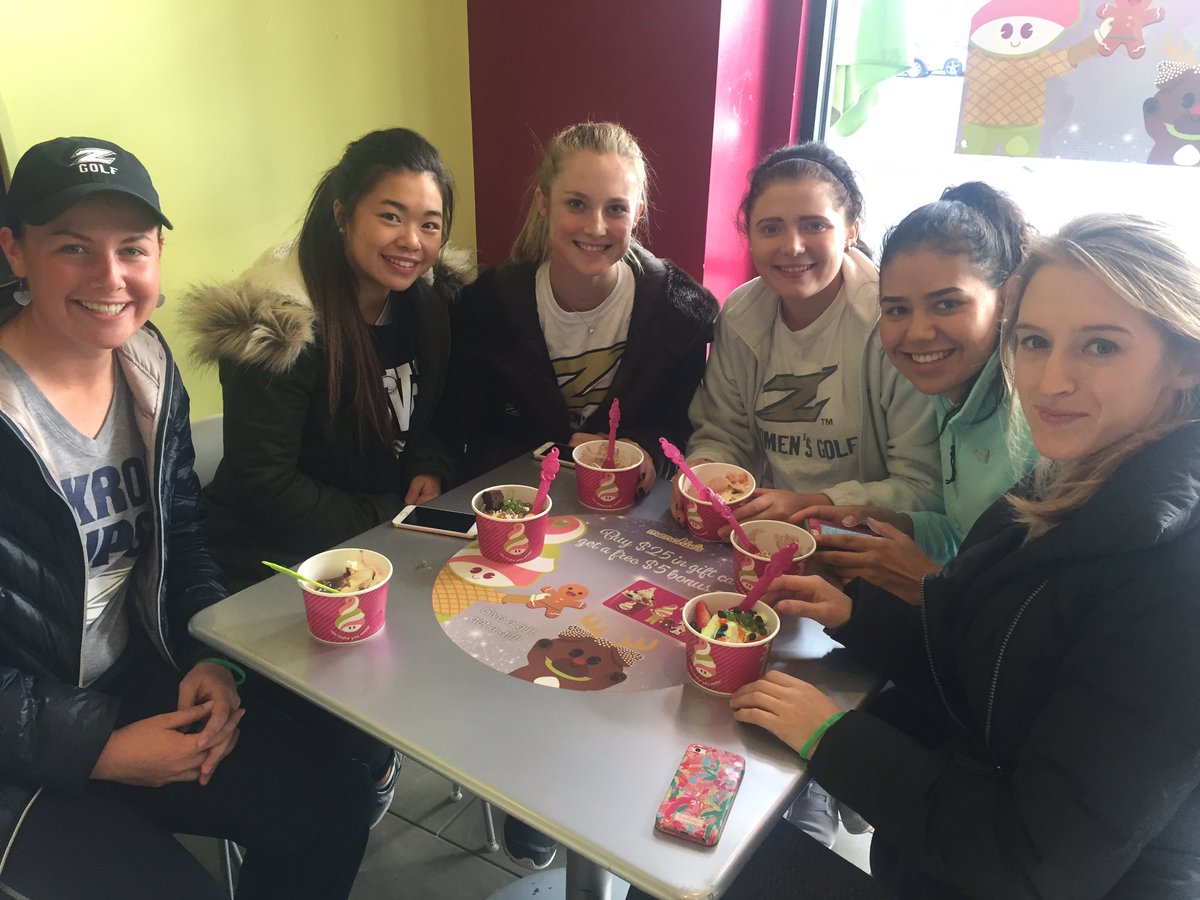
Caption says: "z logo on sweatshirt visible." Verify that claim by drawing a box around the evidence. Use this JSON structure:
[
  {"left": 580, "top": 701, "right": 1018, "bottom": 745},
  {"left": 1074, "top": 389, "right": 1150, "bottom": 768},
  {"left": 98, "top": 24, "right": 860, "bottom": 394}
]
[
  {"left": 553, "top": 343, "right": 626, "bottom": 411},
  {"left": 757, "top": 366, "right": 838, "bottom": 423}
]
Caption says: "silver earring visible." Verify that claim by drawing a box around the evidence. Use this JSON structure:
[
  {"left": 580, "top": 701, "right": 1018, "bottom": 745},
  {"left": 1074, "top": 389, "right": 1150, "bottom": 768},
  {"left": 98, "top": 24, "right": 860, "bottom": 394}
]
[
  {"left": 12, "top": 279, "right": 31, "bottom": 307},
  {"left": 338, "top": 226, "right": 345, "bottom": 234},
  {"left": 156, "top": 293, "right": 166, "bottom": 309}
]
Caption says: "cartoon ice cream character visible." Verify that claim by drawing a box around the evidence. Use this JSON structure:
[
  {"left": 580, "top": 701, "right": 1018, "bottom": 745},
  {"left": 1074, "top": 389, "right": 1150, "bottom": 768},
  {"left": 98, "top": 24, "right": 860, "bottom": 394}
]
[
  {"left": 691, "top": 639, "right": 717, "bottom": 679},
  {"left": 960, "top": 0, "right": 1114, "bottom": 157},
  {"left": 596, "top": 473, "right": 620, "bottom": 505},
  {"left": 335, "top": 596, "right": 366, "bottom": 634},
  {"left": 736, "top": 556, "right": 759, "bottom": 590},
  {"left": 685, "top": 500, "right": 705, "bottom": 533},
  {"left": 503, "top": 524, "right": 530, "bottom": 558}
]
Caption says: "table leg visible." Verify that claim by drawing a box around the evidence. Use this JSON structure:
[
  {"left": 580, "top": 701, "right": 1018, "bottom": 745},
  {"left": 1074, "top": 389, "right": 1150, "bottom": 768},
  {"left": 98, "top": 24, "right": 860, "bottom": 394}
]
[
  {"left": 487, "top": 853, "right": 627, "bottom": 900},
  {"left": 565, "top": 849, "right": 613, "bottom": 899}
]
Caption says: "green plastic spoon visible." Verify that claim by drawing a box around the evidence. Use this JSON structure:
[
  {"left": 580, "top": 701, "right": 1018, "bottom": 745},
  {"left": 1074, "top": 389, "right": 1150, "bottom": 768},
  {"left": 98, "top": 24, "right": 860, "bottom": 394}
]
[{"left": 261, "top": 560, "right": 352, "bottom": 595}]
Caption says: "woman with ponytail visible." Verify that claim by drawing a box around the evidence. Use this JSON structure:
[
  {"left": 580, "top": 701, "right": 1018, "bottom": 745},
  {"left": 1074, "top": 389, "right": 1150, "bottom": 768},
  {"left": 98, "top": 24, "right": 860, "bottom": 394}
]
[
  {"left": 677, "top": 142, "right": 941, "bottom": 529},
  {"left": 798, "top": 183, "right": 1037, "bottom": 602}
]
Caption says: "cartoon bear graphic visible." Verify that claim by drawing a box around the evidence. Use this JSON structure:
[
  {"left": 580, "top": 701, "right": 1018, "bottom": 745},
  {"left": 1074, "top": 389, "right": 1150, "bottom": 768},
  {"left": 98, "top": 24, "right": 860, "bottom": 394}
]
[
  {"left": 509, "top": 625, "right": 639, "bottom": 691},
  {"left": 1145, "top": 61, "right": 1200, "bottom": 166}
]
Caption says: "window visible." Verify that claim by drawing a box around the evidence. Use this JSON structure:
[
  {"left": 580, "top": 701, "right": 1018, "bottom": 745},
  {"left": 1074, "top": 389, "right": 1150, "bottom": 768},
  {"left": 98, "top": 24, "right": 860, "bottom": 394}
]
[{"left": 809, "top": 0, "right": 1199, "bottom": 252}]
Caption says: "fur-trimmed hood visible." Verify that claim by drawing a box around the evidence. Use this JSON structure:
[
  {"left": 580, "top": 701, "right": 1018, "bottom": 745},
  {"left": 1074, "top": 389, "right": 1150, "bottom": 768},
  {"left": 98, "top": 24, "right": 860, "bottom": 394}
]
[{"left": 183, "top": 240, "right": 475, "bottom": 374}]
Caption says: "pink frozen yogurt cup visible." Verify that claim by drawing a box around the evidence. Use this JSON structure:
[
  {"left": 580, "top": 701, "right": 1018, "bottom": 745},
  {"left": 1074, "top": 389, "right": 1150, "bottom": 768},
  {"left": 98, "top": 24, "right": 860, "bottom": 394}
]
[
  {"left": 573, "top": 440, "right": 643, "bottom": 511},
  {"left": 730, "top": 520, "right": 817, "bottom": 593},
  {"left": 677, "top": 463, "right": 756, "bottom": 541},
  {"left": 297, "top": 548, "right": 391, "bottom": 644},
  {"left": 681, "top": 591, "right": 780, "bottom": 696},
  {"left": 471, "top": 484, "right": 552, "bottom": 565}
]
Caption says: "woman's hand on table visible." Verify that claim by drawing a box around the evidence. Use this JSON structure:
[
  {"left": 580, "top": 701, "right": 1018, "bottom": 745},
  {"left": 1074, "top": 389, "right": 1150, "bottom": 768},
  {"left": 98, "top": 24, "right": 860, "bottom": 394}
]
[
  {"left": 760, "top": 574, "right": 853, "bottom": 629},
  {"left": 807, "top": 518, "right": 937, "bottom": 606},
  {"left": 730, "top": 671, "right": 843, "bottom": 755},
  {"left": 405, "top": 474, "right": 442, "bottom": 505},
  {"left": 178, "top": 661, "right": 245, "bottom": 785},
  {"left": 717, "top": 490, "right": 833, "bottom": 537},
  {"left": 791, "top": 504, "right": 914, "bottom": 536}
]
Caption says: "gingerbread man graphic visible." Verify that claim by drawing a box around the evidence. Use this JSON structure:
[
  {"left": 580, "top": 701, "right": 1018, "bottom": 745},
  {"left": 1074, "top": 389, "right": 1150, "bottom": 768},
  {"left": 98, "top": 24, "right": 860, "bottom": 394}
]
[
  {"left": 526, "top": 583, "right": 589, "bottom": 618},
  {"left": 1097, "top": 0, "right": 1165, "bottom": 59}
]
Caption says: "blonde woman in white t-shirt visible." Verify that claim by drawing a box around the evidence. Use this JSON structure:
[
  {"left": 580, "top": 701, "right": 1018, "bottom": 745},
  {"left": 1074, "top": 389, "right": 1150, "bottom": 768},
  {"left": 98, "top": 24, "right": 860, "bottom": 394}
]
[
  {"left": 675, "top": 142, "right": 941, "bottom": 528},
  {"left": 440, "top": 122, "right": 718, "bottom": 492}
]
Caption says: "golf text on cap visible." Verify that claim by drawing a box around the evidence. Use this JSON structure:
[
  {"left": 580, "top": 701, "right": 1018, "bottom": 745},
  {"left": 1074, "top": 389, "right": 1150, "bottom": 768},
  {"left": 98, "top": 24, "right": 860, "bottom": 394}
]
[{"left": 71, "top": 147, "right": 119, "bottom": 175}]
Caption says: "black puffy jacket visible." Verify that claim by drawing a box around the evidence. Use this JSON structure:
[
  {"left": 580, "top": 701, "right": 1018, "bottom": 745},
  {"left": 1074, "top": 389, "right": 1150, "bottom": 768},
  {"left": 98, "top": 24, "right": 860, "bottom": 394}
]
[
  {"left": 812, "top": 422, "right": 1200, "bottom": 898},
  {"left": 0, "top": 324, "right": 225, "bottom": 850},
  {"left": 437, "top": 244, "right": 718, "bottom": 482}
]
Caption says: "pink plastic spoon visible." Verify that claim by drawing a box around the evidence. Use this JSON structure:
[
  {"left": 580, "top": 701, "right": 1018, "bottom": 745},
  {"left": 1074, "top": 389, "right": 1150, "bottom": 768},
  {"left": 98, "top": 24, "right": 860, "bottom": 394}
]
[
  {"left": 659, "top": 437, "right": 707, "bottom": 500},
  {"left": 737, "top": 541, "right": 799, "bottom": 612},
  {"left": 532, "top": 447, "right": 560, "bottom": 514},
  {"left": 604, "top": 398, "right": 621, "bottom": 469},
  {"left": 702, "top": 487, "right": 759, "bottom": 554}
]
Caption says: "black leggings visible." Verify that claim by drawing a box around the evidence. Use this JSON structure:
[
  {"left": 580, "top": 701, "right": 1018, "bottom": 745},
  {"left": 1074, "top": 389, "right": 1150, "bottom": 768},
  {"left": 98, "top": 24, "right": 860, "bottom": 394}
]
[{"left": 0, "top": 655, "right": 375, "bottom": 900}]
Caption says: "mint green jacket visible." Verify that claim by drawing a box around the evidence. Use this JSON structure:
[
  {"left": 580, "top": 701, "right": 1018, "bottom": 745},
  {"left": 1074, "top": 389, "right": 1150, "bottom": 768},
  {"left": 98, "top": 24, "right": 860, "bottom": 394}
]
[{"left": 908, "top": 353, "right": 1034, "bottom": 565}]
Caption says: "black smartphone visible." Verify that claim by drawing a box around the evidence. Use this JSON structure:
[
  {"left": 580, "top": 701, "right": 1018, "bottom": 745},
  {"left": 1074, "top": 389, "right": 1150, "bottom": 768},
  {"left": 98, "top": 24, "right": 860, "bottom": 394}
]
[
  {"left": 392, "top": 505, "right": 478, "bottom": 538},
  {"left": 532, "top": 441, "right": 577, "bottom": 469}
]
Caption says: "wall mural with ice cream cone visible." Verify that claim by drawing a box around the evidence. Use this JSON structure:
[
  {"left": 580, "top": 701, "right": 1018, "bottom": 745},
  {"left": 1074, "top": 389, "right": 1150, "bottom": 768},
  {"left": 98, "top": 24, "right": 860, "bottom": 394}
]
[
  {"left": 957, "top": 0, "right": 1200, "bottom": 165},
  {"left": 433, "top": 515, "right": 739, "bottom": 692}
]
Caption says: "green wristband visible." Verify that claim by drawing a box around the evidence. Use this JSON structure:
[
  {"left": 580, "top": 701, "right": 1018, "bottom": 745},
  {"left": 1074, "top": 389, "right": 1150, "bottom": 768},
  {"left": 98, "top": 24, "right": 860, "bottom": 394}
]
[
  {"left": 199, "top": 657, "right": 247, "bottom": 686},
  {"left": 798, "top": 711, "right": 846, "bottom": 761}
]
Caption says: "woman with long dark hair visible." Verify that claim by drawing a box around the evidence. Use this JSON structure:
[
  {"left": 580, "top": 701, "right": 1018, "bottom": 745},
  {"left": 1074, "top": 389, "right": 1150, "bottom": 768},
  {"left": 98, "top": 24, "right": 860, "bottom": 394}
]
[{"left": 189, "top": 127, "right": 469, "bottom": 592}]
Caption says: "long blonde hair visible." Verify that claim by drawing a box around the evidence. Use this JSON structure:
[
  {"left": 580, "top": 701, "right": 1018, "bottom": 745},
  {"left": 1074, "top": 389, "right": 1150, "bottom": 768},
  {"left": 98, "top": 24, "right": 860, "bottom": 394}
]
[
  {"left": 509, "top": 122, "right": 650, "bottom": 267},
  {"left": 1000, "top": 214, "right": 1200, "bottom": 539}
]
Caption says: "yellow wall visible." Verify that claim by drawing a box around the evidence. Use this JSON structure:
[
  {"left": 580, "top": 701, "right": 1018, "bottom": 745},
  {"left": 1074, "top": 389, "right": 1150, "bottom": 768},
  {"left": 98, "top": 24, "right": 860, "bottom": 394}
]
[{"left": 0, "top": 0, "right": 475, "bottom": 417}]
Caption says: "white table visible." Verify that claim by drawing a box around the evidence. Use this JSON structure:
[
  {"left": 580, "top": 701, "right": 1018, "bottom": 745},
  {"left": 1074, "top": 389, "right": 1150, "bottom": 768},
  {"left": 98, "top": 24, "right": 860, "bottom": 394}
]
[{"left": 190, "top": 458, "right": 877, "bottom": 899}]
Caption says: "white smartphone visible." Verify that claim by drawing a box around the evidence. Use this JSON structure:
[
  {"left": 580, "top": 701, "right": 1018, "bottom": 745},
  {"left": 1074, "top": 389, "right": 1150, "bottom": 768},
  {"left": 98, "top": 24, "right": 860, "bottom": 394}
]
[
  {"left": 532, "top": 441, "right": 577, "bottom": 469},
  {"left": 392, "top": 505, "right": 478, "bottom": 539}
]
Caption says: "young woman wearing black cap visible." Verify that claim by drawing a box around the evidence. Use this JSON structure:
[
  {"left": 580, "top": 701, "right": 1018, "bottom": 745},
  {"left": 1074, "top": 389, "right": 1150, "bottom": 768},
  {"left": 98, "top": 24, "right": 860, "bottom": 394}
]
[{"left": 0, "top": 137, "right": 373, "bottom": 900}]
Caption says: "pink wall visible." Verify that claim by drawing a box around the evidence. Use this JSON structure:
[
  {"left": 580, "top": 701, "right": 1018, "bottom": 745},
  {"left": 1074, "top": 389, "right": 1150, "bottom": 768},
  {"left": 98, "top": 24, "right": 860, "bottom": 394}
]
[
  {"left": 466, "top": 0, "right": 723, "bottom": 277},
  {"left": 702, "top": 0, "right": 809, "bottom": 302}
]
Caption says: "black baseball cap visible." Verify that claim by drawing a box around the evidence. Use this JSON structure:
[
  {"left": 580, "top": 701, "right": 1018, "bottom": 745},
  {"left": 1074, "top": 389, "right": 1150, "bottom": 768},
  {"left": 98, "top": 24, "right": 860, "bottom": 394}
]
[{"left": 4, "top": 136, "right": 172, "bottom": 229}]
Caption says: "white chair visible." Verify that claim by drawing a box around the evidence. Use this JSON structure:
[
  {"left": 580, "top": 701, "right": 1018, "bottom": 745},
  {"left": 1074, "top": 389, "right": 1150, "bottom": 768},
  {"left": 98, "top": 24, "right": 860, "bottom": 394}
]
[{"left": 191, "top": 414, "right": 224, "bottom": 488}]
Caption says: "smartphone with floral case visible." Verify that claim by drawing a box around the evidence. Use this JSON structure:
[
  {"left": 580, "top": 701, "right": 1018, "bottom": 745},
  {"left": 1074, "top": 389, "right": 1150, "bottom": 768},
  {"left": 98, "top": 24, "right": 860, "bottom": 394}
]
[{"left": 654, "top": 743, "right": 745, "bottom": 846}]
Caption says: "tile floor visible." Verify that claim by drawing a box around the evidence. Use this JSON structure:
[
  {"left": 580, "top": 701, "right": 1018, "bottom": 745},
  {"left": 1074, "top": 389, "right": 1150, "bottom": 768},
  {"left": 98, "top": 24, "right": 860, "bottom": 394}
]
[{"left": 182, "top": 759, "right": 872, "bottom": 898}]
